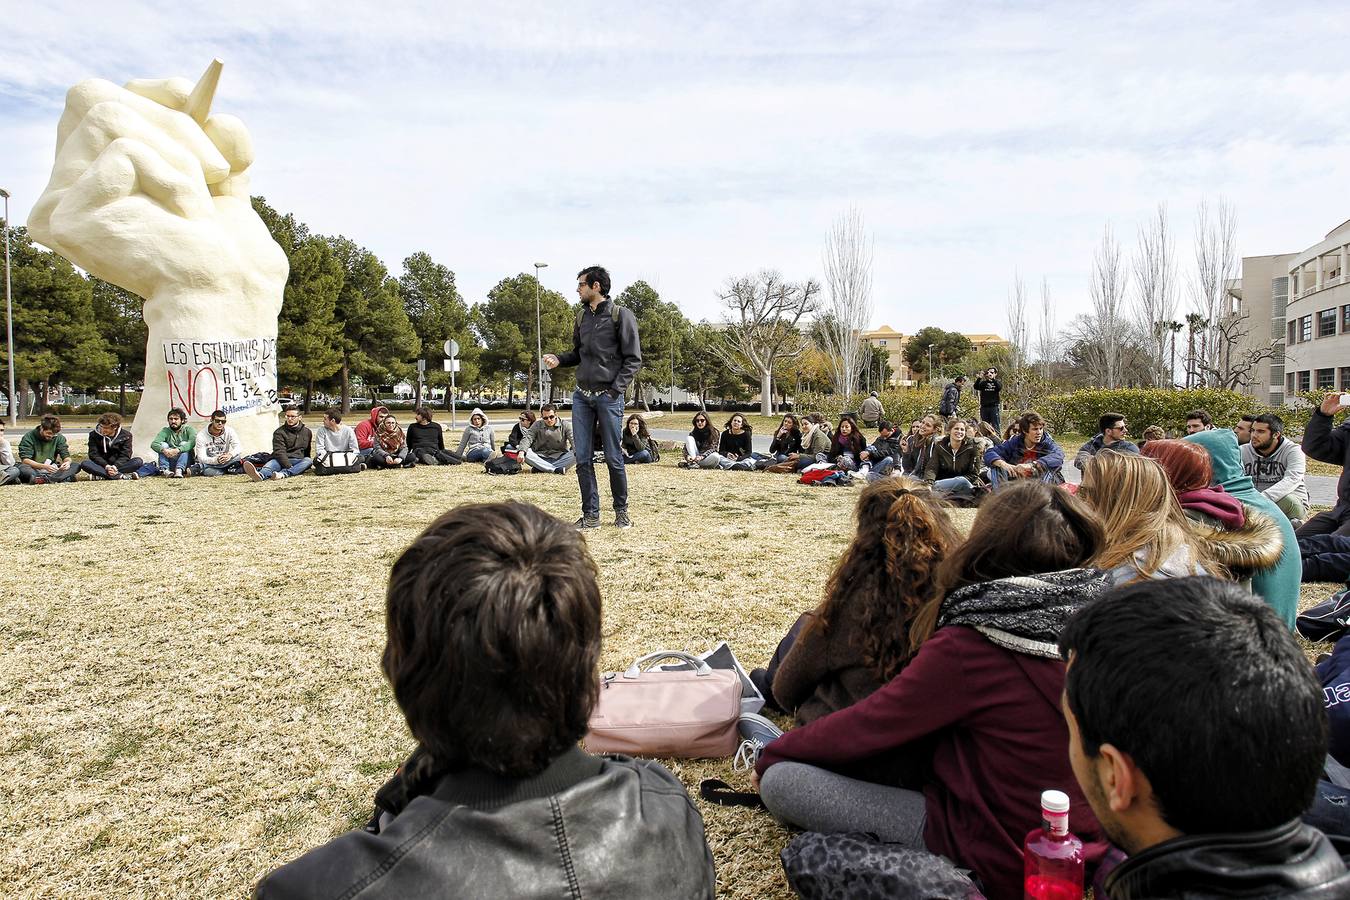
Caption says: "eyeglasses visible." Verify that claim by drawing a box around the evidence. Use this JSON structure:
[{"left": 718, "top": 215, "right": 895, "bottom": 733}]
[{"left": 543, "top": 414, "right": 557, "bottom": 421}]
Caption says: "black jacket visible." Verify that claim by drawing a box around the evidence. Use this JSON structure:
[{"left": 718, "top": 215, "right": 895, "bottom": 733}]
[
  {"left": 867, "top": 432, "right": 901, "bottom": 466},
  {"left": 272, "top": 424, "right": 312, "bottom": 469},
  {"left": 255, "top": 748, "right": 716, "bottom": 899},
  {"left": 769, "top": 429, "right": 803, "bottom": 455},
  {"left": 555, "top": 300, "right": 642, "bottom": 394},
  {"left": 1304, "top": 410, "right": 1350, "bottom": 517},
  {"left": 405, "top": 421, "right": 444, "bottom": 452},
  {"left": 939, "top": 382, "right": 962, "bottom": 416},
  {"left": 925, "top": 437, "right": 982, "bottom": 483},
  {"left": 719, "top": 429, "right": 752, "bottom": 458},
  {"left": 973, "top": 377, "right": 1001, "bottom": 408},
  {"left": 87, "top": 428, "right": 136, "bottom": 470},
  {"left": 1105, "top": 820, "right": 1350, "bottom": 899}
]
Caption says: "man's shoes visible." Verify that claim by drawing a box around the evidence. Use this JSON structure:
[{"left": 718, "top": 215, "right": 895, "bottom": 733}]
[
  {"left": 275, "top": 472, "right": 288, "bottom": 480},
  {"left": 574, "top": 515, "right": 601, "bottom": 530},
  {"left": 158, "top": 467, "right": 170, "bottom": 477},
  {"left": 733, "top": 712, "right": 784, "bottom": 771},
  {"left": 615, "top": 510, "right": 633, "bottom": 529},
  {"left": 172, "top": 470, "right": 184, "bottom": 479},
  {"left": 33, "top": 476, "right": 48, "bottom": 485},
  {"left": 242, "top": 460, "right": 262, "bottom": 482},
  {"left": 121, "top": 473, "right": 137, "bottom": 481},
  {"left": 75, "top": 470, "right": 92, "bottom": 482},
  {"left": 554, "top": 467, "right": 568, "bottom": 475}
]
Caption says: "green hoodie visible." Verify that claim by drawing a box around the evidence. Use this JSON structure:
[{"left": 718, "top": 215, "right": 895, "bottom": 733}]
[
  {"left": 18, "top": 428, "right": 69, "bottom": 464},
  {"left": 1185, "top": 429, "right": 1301, "bottom": 628},
  {"left": 151, "top": 423, "right": 196, "bottom": 454}
]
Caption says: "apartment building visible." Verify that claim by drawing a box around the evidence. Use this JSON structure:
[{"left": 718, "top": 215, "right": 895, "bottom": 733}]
[
  {"left": 861, "top": 326, "right": 1010, "bottom": 386},
  {"left": 1284, "top": 219, "right": 1350, "bottom": 399}
]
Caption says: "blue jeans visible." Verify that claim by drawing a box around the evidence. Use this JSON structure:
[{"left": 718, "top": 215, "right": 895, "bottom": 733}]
[
  {"left": 142, "top": 451, "right": 190, "bottom": 476},
  {"left": 260, "top": 457, "right": 313, "bottom": 479},
  {"left": 524, "top": 449, "right": 577, "bottom": 473},
  {"left": 463, "top": 446, "right": 492, "bottom": 463},
  {"left": 989, "top": 465, "right": 1060, "bottom": 490},
  {"left": 194, "top": 456, "right": 242, "bottom": 476},
  {"left": 571, "top": 390, "right": 628, "bottom": 517},
  {"left": 932, "top": 476, "right": 976, "bottom": 499},
  {"left": 869, "top": 457, "right": 896, "bottom": 476},
  {"left": 624, "top": 449, "right": 653, "bottom": 464}
]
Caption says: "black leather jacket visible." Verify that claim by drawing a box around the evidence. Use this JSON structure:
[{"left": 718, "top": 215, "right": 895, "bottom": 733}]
[
  {"left": 1106, "top": 820, "right": 1350, "bottom": 899},
  {"left": 555, "top": 300, "right": 642, "bottom": 394},
  {"left": 255, "top": 748, "right": 716, "bottom": 899}
]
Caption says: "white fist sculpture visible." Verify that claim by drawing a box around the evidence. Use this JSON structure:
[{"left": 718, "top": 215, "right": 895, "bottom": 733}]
[{"left": 28, "top": 60, "right": 288, "bottom": 459}]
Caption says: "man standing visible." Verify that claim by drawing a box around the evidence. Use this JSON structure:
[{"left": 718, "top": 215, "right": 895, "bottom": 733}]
[
  {"left": 1241, "top": 413, "right": 1309, "bottom": 527},
  {"left": 543, "top": 265, "right": 642, "bottom": 530},
  {"left": 972, "top": 368, "right": 1002, "bottom": 431},
  {"left": 191, "top": 410, "right": 244, "bottom": 476},
  {"left": 938, "top": 375, "right": 966, "bottom": 418},
  {"left": 80, "top": 412, "right": 144, "bottom": 480},
  {"left": 17, "top": 414, "right": 77, "bottom": 484},
  {"left": 859, "top": 391, "right": 884, "bottom": 429},
  {"left": 243, "top": 407, "right": 313, "bottom": 481},
  {"left": 1300, "top": 393, "right": 1350, "bottom": 538},
  {"left": 1059, "top": 577, "right": 1349, "bottom": 897},
  {"left": 517, "top": 404, "right": 577, "bottom": 475},
  {"left": 1073, "top": 412, "right": 1140, "bottom": 471}
]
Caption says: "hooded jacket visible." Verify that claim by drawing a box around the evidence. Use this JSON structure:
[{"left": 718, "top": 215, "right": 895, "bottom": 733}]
[
  {"left": 87, "top": 427, "right": 137, "bottom": 470},
  {"left": 354, "top": 406, "right": 388, "bottom": 451},
  {"left": 1186, "top": 429, "right": 1301, "bottom": 627},
  {"left": 939, "top": 381, "right": 962, "bottom": 416},
  {"left": 456, "top": 409, "right": 495, "bottom": 456}
]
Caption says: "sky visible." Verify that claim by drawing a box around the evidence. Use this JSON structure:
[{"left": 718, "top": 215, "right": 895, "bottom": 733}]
[{"left": 6, "top": 0, "right": 1350, "bottom": 338}]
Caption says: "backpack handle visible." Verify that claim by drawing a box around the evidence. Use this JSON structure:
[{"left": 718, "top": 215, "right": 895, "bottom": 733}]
[{"left": 623, "top": 650, "right": 712, "bottom": 678}]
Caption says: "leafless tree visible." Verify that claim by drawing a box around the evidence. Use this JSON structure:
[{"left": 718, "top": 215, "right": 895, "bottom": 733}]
[
  {"left": 1189, "top": 199, "right": 1243, "bottom": 386},
  {"left": 716, "top": 270, "right": 820, "bottom": 416},
  {"left": 1089, "top": 223, "right": 1129, "bottom": 388},
  {"left": 1131, "top": 204, "right": 1177, "bottom": 386},
  {"left": 1006, "top": 271, "right": 1029, "bottom": 371},
  {"left": 1036, "top": 277, "right": 1058, "bottom": 379},
  {"left": 818, "top": 208, "right": 875, "bottom": 397}
]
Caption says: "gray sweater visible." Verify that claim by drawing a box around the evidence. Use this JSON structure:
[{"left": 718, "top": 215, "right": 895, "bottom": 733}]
[
  {"left": 456, "top": 419, "right": 496, "bottom": 456},
  {"left": 518, "top": 419, "right": 573, "bottom": 456},
  {"left": 316, "top": 424, "right": 358, "bottom": 456},
  {"left": 1241, "top": 437, "right": 1309, "bottom": 505}
]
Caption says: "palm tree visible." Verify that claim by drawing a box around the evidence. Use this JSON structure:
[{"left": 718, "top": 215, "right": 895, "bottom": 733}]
[
  {"left": 1165, "top": 321, "right": 1183, "bottom": 387},
  {"left": 1184, "top": 314, "right": 1208, "bottom": 388}
]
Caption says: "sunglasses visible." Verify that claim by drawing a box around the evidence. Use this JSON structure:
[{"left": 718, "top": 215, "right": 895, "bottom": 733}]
[{"left": 543, "top": 414, "right": 557, "bottom": 421}]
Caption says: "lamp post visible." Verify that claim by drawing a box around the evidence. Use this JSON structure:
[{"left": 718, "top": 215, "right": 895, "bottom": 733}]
[
  {"left": 533, "top": 262, "right": 548, "bottom": 412},
  {"left": 1, "top": 188, "right": 14, "bottom": 426},
  {"left": 927, "top": 343, "right": 935, "bottom": 385}
]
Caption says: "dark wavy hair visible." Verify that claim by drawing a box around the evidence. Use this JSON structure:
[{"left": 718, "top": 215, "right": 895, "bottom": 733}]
[
  {"left": 624, "top": 414, "right": 650, "bottom": 440},
  {"left": 382, "top": 502, "right": 602, "bottom": 779},
  {"left": 813, "top": 478, "right": 960, "bottom": 681}
]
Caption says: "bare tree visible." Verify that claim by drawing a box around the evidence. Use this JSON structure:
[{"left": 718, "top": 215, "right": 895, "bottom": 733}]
[
  {"left": 1131, "top": 204, "right": 1177, "bottom": 386},
  {"left": 1089, "top": 223, "right": 1129, "bottom": 388},
  {"left": 716, "top": 270, "right": 820, "bottom": 416},
  {"left": 1006, "top": 271, "right": 1029, "bottom": 371},
  {"left": 818, "top": 208, "right": 875, "bottom": 397},
  {"left": 1036, "top": 277, "right": 1058, "bottom": 379},
  {"left": 1189, "top": 199, "right": 1242, "bottom": 386}
]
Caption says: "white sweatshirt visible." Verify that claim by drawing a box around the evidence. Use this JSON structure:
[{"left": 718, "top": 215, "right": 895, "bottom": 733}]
[{"left": 194, "top": 424, "right": 242, "bottom": 462}]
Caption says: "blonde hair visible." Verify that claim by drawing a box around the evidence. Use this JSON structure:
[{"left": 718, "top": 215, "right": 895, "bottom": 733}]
[{"left": 1080, "top": 452, "right": 1224, "bottom": 581}]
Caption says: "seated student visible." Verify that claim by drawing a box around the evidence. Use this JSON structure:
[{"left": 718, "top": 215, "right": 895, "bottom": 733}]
[
  {"left": 681, "top": 412, "right": 721, "bottom": 469},
  {"left": 17, "top": 413, "right": 77, "bottom": 484},
  {"left": 1141, "top": 439, "right": 1245, "bottom": 528},
  {"left": 825, "top": 416, "right": 865, "bottom": 472},
  {"left": 243, "top": 408, "right": 313, "bottom": 481},
  {"left": 764, "top": 480, "right": 960, "bottom": 731},
  {"left": 407, "top": 407, "right": 460, "bottom": 466},
  {"left": 370, "top": 414, "right": 415, "bottom": 469},
  {"left": 1299, "top": 393, "right": 1350, "bottom": 540},
  {"left": 1073, "top": 412, "right": 1140, "bottom": 471},
  {"left": 1185, "top": 428, "right": 1301, "bottom": 627},
  {"left": 1184, "top": 408, "right": 1213, "bottom": 434},
  {"left": 858, "top": 420, "right": 900, "bottom": 479},
  {"left": 1242, "top": 412, "right": 1310, "bottom": 527},
  {"left": 620, "top": 414, "right": 655, "bottom": 464},
  {"left": 715, "top": 414, "right": 756, "bottom": 470},
  {"left": 970, "top": 419, "right": 999, "bottom": 460},
  {"left": 517, "top": 404, "right": 575, "bottom": 474},
  {"left": 314, "top": 408, "right": 363, "bottom": 475},
  {"left": 983, "top": 410, "right": 1064, "bottom": 489},
  {"left": 1078, "top": 451, "right": 1221, "bottom": 585},
  {"left": 900, "top": 415, "right": 937, "bottom": 477},
  {"left": 190, "top": 410, "right": 243, "bottom": 476},
  {"left": 754, "top": 481, "right": 1108, "bottom": 900},
  {"left": 354, "top": 405, "right": 389, "bottom": 463},
  {"left": 254, "top": 502, "right": 718, "bottom": 899},
  {"left": 80, "top": 412, "right": 143, "bottom": 481},
  {"left": 790, "top": 414, "right": 833, "bottom": 471},
  {"left": 503, "top": 410, "right": 536, "bottom": 454},
  {"left": 1233, "top": 413, "right": 1257, "bottom": 446},
  {"left": 923, "top": 418, "right": 984, "bottom": 502},
  {"left": 454, "top": 408, "right": 495, "bottom": 463},
  {"left": 765, "top": 414, "right": 803, "bottom": 465},
  {"left": 147, "top": 407, "right": 196, "bottom": 478},
  {"left": 0, "top": 422, "right": 18, "bottom": 485},
  {"left": 1137, "top": 424, "right": 1166, "bottom": 451},
  {"left": 1059, "top": 577, "right": 1350, "bottom": 897}
]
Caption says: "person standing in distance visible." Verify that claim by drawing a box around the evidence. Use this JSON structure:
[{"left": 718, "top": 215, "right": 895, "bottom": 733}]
[
  {"left": 972, "top": 368, "right": 1002, "bottom": 431},
  {"left": 543, "top": 266, "right": 642, "bottom": 530}
]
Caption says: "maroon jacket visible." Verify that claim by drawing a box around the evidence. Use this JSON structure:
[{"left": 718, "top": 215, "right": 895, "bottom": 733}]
[{"left": 757, "top": 625, "right": 1103, "bottom": 899}]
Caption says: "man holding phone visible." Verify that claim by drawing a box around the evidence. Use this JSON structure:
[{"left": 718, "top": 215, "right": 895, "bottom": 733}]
[{"left": 1299, "top": 392, "right": 1350, "bottom": 538}]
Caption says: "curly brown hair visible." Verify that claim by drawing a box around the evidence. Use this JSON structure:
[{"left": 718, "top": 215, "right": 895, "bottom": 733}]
[{"left": 812, "top": 478, "right": 961, "bottom": 682}]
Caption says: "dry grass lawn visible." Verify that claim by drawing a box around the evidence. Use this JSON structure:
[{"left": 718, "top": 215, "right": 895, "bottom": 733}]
[{"left": 0, "top": 459, "right": 1341, "bottom": 898}]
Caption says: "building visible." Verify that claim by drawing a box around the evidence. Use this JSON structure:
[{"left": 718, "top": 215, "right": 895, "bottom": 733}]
[
  {"left": 1285, "top": 219, "right": 1350, "bottom": 398},
  {"left": 1231, "top": 253, "right": 1295, "bottom": 405},
  {"left": 861, "top": 326, "right": 1011, "bottom": 386}
]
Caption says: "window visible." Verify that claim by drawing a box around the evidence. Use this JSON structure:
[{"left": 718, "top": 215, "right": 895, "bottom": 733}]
[
  {"left": 1272, "top": 277, "right": 1289, "bottom": 316},
  {"left": 1287, "top": 373, "right": 1296, "bottom": 394},
  {"left": 1343, "top": 304, "right": 1350, "bottom": 333},
  {"left": 1288, "top": 321, "right": 1298, "bottom": 345},
  {"left": 1342, "top": 367, "right": 1350, "bottom": 390},
  {"left": 1298, "top": 371, "right": 1311, "bottom": 392},
  {"left": 1319, "top": 309, "right": 1337, "bottom": 337},
  {"left": 1318, "top": 368, "right": 1336, "bottom": 390},
  {"left": 1302, "top": 315, "right": 1313, "bottom": 342},
  {"left": 878, "top": 340, "right": 887, "bottom": 346}
]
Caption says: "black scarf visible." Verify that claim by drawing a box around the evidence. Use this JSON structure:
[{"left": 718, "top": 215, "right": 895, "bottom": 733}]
[{"left": 937, "top": 568, "right": 1110, "bottom": 658}]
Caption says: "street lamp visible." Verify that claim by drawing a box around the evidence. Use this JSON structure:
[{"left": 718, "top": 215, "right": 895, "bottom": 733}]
[
  {"left": 1, "top": 188, "right": 14, "bottom": 426},
  {"left": 927, "top": 343, "right": 935, "bottom": 385},
  {"left": 533, "top": 262, "right": 547, "bottom": 412}
]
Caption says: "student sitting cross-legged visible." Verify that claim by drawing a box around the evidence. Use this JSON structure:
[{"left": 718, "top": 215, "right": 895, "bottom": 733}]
[
  {"left": 982, "top": 410, "right": 1064, "bottom": 489},
  {"left": 243, "top": 408, "right": 313, "bottom": 481},
  {"left": 406, "top": 407, "right": 461, "bottom": 466},
  {"left": 621, "top": 414, "right": 656, "bottom": 464},
  {"left": 517, "top": 404, "right": 575, "bottom": 474},
  {"left": 753, "top": 481, "right": 1108, "bottom": 899},
  {"left": 190, "top": 410, "right": 243, "bottom": 476},
  {"left": 254, "top": 502, "right": 717, "bottom": 899},
  {"left": 80, "top": 412, "right": 145, "bottom": 480},
  {"left": 145, "top": 407, "right": 196, "bottom": 478},
  {"left": 454, "top": 408, "right": 495, "bottom": 464}
]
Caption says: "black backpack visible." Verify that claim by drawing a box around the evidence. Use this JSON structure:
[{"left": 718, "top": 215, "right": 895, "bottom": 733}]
[
  {"left": 647, "top": 438, "right": 662, "bottom": 463},
  {"left": 485, "top": 456, "right": 521, "bottom": 476}
]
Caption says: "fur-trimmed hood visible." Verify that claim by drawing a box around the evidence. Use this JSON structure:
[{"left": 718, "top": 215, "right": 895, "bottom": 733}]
[{"left": 1189, "top": 509, "right": 1284, "bottom": 579}]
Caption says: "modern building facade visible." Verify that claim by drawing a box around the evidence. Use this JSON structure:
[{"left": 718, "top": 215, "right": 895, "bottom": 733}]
[
  {"left": 1285, "top": 219, "right": 1350, "bottom": 399},
  {"left": 861, "top": 326, "right": 1010, "bottom": 386},
  {"left": 1232, "top": 252, "right": 1294, "bottom": 406}
]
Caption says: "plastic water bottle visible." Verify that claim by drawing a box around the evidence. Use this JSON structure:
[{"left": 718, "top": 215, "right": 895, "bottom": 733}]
[{"left": 1023, "top": 789, "right": 1084, "bottom": 899}]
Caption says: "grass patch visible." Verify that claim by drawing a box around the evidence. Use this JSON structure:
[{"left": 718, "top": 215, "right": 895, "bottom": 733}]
[
  {"left": 80, "top": 728, "right": 153, "bottom": 779},
  {"left": 56, "top": 532, "right": 89, "bottom": 543}
]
